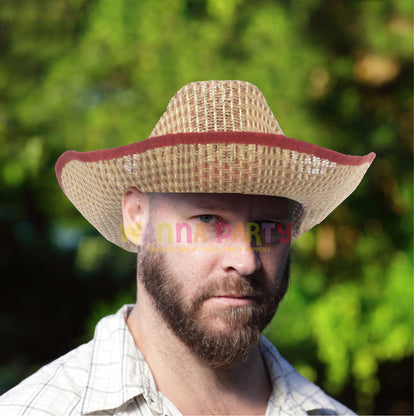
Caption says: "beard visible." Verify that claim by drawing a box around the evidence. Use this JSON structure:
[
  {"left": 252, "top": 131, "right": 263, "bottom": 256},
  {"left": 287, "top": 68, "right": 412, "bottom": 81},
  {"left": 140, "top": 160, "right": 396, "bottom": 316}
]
[{"left": 138, "top": 245, "right": 290, "bottom": 369}]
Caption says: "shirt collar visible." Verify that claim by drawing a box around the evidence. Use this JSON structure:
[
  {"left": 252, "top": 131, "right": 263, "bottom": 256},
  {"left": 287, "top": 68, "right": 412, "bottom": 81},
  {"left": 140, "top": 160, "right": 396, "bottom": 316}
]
[
  {"left": 80, "top": 306, "right": 339, "bottom": 416},
  {"left": 261, "top": 337, "right": 338, "bottom": 415},
  {"left": 81, "top": 305, "right": 164, "bottom": 415}
]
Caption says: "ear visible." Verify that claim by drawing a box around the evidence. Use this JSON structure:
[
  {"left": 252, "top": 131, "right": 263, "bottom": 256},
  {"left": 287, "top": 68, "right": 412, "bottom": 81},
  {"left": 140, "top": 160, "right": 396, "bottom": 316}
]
[{"left": 121, "top": 187, "right": 150, "bottom": 247}]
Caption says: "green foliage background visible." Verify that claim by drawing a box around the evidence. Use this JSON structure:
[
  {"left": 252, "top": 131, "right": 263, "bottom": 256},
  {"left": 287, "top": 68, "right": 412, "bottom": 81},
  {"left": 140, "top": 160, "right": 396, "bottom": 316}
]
[{"left": 0, "top": 0, "right": 413, "bottom": 414}]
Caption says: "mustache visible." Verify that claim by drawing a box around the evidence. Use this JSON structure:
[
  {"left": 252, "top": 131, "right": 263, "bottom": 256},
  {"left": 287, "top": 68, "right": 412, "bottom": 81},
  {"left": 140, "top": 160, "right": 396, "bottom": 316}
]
[{"left": 192, "top": 275, "right": 268, "bottom": 305}]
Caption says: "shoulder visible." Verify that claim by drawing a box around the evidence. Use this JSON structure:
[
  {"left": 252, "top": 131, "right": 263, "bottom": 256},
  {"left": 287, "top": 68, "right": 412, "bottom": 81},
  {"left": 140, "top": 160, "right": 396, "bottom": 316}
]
[
  {"left": 261, "top": 337, "right": 356, "bottom": 416},
  {"left": 0, "top": 341, "right": 93, "bottom": 415},
  {"left": 0, "top": 307, "right": 132, "bottom": 416}
]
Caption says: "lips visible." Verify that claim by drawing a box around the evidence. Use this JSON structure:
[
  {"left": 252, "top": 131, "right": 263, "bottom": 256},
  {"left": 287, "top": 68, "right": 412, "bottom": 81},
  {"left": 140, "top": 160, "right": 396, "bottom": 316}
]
[{"left": 208, "top": 295, "right": 256, "bottom": 306}]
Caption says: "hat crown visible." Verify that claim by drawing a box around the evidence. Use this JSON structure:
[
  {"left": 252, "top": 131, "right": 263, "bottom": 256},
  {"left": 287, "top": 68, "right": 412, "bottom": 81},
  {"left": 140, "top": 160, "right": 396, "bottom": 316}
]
[{"left": 150, "top": 80, "right": 284, "bottom": 137}]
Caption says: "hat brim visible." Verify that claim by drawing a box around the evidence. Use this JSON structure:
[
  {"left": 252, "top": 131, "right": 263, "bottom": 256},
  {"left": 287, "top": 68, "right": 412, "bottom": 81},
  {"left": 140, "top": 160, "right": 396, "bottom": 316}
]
[{"left": 56, "top": 131, "right": 375, "bottom": 252}]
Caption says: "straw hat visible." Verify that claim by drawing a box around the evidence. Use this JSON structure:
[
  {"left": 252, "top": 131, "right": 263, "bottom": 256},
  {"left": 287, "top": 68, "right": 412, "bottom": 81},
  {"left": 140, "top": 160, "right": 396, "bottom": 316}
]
[{"left": 56, "top": 80, "right": 375, "bottom": 252}]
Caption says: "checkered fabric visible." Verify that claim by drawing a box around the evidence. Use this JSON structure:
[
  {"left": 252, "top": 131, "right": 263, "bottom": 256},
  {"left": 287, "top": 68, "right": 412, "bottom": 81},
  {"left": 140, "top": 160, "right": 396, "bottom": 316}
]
[{"left": 0, "top": 306, "right": 355, "bottom": 415}]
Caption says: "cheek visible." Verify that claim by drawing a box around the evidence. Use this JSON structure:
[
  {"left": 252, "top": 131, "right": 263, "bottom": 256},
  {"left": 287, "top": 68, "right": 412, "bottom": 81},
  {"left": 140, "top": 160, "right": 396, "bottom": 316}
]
[
  {"left": 259, "top": 245, "right": 290, "bottom": 279},
  {"left": 162, "top": 248, "right": 220, "bottom": 287}
]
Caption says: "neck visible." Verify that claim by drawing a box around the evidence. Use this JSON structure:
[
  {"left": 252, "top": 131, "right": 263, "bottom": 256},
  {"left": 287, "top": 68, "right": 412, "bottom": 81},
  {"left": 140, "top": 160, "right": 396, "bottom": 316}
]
[{"left": 126, "top": 295, "right": 272, "bottom": 415}]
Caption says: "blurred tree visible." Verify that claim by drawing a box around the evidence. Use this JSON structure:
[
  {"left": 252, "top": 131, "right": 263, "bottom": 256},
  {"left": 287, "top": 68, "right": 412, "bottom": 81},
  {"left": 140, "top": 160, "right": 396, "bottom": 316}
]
[{"left": 0, "top": 0, "right": 412, "bottom": 414}]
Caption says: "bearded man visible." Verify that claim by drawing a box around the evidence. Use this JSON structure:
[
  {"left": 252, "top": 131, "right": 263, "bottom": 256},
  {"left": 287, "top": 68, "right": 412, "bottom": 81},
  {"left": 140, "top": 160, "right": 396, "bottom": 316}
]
[{"left": 0, "top": 81, "right": 375, "bottom": 415}]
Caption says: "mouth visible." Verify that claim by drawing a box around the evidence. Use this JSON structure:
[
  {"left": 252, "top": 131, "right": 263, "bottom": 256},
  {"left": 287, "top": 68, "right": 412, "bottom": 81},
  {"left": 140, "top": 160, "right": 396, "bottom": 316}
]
[{"left": 207, "top": 295, "right": 256, "bottom": 307}]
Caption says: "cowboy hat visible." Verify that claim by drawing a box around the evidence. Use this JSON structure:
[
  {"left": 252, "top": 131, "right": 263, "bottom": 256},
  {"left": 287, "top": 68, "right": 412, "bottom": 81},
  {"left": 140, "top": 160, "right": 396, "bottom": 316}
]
[{"left": 55, "top": 80, "right": 375, "bottom": 252}]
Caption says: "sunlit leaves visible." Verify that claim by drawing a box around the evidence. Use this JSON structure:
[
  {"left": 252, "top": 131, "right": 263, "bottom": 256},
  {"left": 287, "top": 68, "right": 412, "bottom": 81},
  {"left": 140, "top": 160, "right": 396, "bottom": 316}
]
[{"left": 0, "top": 0, "right": 412, "bottom": 413}]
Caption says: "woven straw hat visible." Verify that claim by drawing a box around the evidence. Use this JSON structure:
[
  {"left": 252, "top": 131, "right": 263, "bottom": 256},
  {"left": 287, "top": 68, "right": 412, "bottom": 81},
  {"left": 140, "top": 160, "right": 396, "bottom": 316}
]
[{"left": 56, "top": 80, "right": 375, "bottom": 252}]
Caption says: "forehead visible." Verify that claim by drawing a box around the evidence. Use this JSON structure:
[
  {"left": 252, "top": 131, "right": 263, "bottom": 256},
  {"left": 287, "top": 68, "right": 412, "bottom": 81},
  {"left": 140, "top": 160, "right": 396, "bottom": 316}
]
[{"left": 150, "top": 193, "right": 296, "bottom": 219}]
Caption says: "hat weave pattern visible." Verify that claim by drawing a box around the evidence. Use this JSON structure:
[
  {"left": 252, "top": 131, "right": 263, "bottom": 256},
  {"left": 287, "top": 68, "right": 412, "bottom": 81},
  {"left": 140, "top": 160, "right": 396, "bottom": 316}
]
[
  {"left": 57, "top": 81, "right": 375, "bottom": 252},
  {"left": 150, "top": 81, "right": 284, "bottom": 137}
]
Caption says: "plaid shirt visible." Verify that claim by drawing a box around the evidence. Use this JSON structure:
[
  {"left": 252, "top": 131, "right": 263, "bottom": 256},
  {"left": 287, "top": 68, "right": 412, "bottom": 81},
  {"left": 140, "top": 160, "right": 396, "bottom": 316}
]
[{"left": 0, "top": 305, "right": 354, "bottom": 415}]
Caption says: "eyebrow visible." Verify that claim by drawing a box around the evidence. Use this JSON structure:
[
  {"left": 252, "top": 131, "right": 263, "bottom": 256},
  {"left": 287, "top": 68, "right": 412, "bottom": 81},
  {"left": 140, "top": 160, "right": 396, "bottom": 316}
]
[
  {"left": 183, "top": 196, "right": 294, "bottom": 223},
  {"left": 255, "top": 216, "right": 293, "bottom": 225},
  {"left": 184, "top": 197, "right": 230, "bottom": 212}
]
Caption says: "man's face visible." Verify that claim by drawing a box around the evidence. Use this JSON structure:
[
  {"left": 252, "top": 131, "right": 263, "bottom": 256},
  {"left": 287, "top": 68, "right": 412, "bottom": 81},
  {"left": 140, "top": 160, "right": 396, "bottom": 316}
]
[{"left": 136, "top": 193, "right": 293, "bottom": 368}]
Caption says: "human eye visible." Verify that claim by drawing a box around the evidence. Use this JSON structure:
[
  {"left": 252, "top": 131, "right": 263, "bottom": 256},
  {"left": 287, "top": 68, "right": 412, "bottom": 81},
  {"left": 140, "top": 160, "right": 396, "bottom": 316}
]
[
  {"left": 196, "top": 215, "right": 227, "bottom": 234},
  {"left": 198, "top": 215, "right": 215, "bottom": 224},
  {"left": 259, "top": 221, "right": 291, "bottom": 245},
  {"left": 258, "top": 221, "right": 280, "bottom": 245}
]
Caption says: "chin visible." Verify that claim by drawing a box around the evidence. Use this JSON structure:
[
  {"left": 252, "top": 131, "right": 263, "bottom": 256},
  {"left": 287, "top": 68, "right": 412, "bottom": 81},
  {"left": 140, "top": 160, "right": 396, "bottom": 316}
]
[{"left": 200, "top": 309, "right": 253, "bottom": 334}]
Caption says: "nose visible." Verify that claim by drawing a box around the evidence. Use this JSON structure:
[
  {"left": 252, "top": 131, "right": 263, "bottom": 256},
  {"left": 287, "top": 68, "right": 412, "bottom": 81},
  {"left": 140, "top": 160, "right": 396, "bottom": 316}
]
[{"left": 220, "top": 239, "right": 261, "bottom": 276}]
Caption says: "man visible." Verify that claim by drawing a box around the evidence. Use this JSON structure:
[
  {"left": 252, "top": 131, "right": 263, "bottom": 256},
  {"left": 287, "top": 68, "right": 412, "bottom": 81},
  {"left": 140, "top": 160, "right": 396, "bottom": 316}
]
[{"left": 0, "top": 80, "right": 375, "bottom": 415}]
